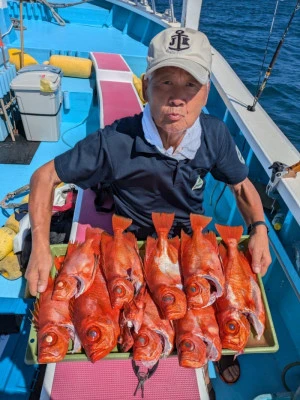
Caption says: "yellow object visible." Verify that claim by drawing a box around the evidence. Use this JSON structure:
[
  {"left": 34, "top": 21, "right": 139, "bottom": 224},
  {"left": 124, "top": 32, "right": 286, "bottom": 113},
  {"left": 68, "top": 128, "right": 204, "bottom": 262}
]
[
  {"left": 8, "top": 48, "right": 38, "bottom": 71},
  {"left": 22, "top": 194, "right": 30, "bottom": 204},
  {"left": 40, "top": 76, "right": 54, "bottom": 93},
  {"left": 49, "top": 55, "right": 92, "bottom": 78},
  {"left": 0, "top": 227, "right": 16, "bottom": 260},
  {"left": 133, "top": 73, "right": 146, "bottom": 105},
  {"left": 5, "top": 213, "right": 20, "bottom": 233},
  {"left": 0, "top": 251, "right": 22, "bottom": 280}
]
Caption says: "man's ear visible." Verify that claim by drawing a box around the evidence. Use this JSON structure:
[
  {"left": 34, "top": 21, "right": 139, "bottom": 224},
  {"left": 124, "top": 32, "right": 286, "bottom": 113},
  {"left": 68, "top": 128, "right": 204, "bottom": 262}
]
[{"left": 142, "top": 74, "right": 148, "bottom": 102}]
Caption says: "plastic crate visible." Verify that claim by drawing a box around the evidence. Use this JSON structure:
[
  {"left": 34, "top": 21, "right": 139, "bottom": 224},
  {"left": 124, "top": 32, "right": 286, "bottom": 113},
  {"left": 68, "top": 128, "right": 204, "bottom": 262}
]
[{"left": 25, "top": 239, "right": 279, "bottom": 364}]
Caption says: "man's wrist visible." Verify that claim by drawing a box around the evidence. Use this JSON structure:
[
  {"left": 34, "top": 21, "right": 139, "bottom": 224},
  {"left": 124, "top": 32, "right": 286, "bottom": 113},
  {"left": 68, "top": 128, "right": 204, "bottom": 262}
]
[{"left": 247, "top": 221, "right": 269, "bottom": 235}]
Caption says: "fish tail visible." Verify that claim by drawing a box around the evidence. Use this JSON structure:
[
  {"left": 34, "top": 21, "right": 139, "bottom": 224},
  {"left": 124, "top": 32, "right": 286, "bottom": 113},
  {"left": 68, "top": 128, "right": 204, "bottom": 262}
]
[
  {"left": 190, "top": 214, "right": 212, "bottom": 232},
  {"left": 112, "top": 214, "right": 132, "bottom": 233},
  {"left": 215, "top": 224, "right": 243, "bottom": 246},
  {"left": 152, "top": 212, "right": 174, "bottom": 235},
  {"left": 85, "top": 226, "right": 103, "bottom": 242}
]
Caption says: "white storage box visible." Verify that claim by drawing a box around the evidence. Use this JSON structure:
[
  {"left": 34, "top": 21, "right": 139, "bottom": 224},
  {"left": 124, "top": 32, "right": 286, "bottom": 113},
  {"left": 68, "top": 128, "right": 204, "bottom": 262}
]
[{"left": 10, "top": 65, "right": 62, "bottom": 141}]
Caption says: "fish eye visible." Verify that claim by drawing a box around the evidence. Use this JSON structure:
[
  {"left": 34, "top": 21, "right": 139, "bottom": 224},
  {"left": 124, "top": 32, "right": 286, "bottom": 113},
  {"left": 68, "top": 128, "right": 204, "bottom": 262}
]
[
  {"left": 187, "top": 283, "right": 199, "bottom": 296},
  {"left": 113, "top": 285, "right": 126, "bottom": 297},
  {"left": 225, "top": 320, "right": 240, "bottom": 334},
  {"left": 180, "top": 340, "right": 194, "bottom": 351},
  {"left": 86, "top": 327, "right": 101, "bottom": 342},
  {"left": 42, "top": 332, "right": 58, "bottom": 346},
  {"left": 135, "top": 334, "right": 149, "bottom": 347},
  {"left": 56, "top": 280, "right": 65, "bottom": 288},
  {"left": 162, "top": 294, "right": 175, "bottom": 304}
]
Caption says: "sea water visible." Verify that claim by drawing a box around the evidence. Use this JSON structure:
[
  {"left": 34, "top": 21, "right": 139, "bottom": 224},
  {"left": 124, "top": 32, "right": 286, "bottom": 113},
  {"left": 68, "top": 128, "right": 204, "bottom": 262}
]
[{"left": 156, "top": 0, "right": 300, "bottom": 152}]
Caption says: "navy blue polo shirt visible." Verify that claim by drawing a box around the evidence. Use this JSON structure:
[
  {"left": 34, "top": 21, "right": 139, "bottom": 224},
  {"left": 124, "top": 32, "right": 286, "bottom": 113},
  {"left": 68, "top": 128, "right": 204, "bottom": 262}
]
[{"left": 55, "top": 113, "right": 248, "bottom": 239}]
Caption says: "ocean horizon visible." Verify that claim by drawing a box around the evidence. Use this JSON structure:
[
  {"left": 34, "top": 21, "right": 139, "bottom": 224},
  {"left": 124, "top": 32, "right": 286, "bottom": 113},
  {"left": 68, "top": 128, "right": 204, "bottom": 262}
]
[{"left": 156, "top": 0, "right": 300, "bottom": 152}]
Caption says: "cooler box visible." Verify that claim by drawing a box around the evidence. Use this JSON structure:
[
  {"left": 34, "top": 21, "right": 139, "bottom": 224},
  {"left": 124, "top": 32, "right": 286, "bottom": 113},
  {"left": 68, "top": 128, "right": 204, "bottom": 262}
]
[{"left": 10, "top": 65, "right": 62, "bottom": 141}]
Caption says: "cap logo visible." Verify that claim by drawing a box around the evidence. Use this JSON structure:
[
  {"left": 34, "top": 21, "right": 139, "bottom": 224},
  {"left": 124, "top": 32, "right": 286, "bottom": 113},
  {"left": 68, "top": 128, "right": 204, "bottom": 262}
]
[{"left": 169, "top": 30, "right": 190, "bottom": 51}]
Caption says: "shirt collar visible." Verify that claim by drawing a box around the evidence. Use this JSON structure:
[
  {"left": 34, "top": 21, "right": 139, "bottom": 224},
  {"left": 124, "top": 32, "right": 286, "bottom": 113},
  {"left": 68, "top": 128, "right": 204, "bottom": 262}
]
[{"left": 142, "top": 103, "right": 202, "bottom": 161}]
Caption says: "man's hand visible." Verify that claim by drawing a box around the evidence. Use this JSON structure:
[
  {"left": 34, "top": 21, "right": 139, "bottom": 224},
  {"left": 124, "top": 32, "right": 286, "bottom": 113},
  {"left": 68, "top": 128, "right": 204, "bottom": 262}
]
[
  {"left": 247, "top": 226, "right": 271, "bottom": 276},
  {"left": 25, "top": 246, "right": 53, "bottom": 296},
  {"left": 25, "top": 160, "right": 62, "bottom": 296}
]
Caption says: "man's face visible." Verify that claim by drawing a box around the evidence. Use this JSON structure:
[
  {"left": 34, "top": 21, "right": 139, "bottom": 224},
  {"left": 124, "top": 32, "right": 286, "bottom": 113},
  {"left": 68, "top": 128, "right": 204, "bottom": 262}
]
[{"left": 143, "top": 66, "right": 210, "bottom": 137}]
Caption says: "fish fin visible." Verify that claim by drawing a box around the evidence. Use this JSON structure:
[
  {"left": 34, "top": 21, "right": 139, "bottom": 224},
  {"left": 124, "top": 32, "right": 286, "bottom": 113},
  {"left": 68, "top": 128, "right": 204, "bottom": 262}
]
[
  {"left": 66, "top": 242, "right": 80, "bottom": 258},
  {"left": 85, "top": 226, "right": 103, "bottom": 241},
  {"left": 125, "top": 232, "right": 138, "bottom": 248},
  {"left": 190, "top": 213, "right": 212, "bottom": 232},
  {"left": 32, "top": 299, "right": 40, "bottom": 331},
  {"left": 112, "top": 214, "right": 132, "bottom": 233},
  {"left": 53, "top": 255, "right": 65, "bottom": 272},
  {"left": 100, "top": 231, "right": 113, "bottom": 248},
  {"left": 180, "top": 230, "right": 190, "bottom": 254},
  {"left": 215, "top": 224, "right": 243, "bottom": 246},
  {"left": 169, "top": 236, "right": 180, "bottom": 251},
  {"left": 152, "top": 212, "right": 175, "bottom": 234},
  {"left": 144, "top": 236, "right": 157, "bottom": 272},
  {"left": 204, "top": 231, "right": 218, "bottom": 252},
  {"left": 218, "top": 243, "right": 228, "bottom": 263}
]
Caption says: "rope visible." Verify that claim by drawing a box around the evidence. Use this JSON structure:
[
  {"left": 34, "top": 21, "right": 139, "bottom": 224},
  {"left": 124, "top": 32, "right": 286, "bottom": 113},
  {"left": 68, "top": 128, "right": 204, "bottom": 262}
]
[
  {"left": 38, "top": 0, "right": 66, "bottom": 26},
  {"left": 0, "top": 184, "right": 30, "bottom": 210}
]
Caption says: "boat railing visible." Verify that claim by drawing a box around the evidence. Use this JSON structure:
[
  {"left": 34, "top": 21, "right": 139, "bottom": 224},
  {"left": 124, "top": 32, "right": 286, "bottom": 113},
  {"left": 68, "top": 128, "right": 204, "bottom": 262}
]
[{"left": 118, "top": 0, "right": 177, "bottom": 23}]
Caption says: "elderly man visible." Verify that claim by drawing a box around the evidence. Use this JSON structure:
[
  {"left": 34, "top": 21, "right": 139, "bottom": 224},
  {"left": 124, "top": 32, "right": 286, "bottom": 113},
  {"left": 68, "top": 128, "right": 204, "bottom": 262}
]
[{"left": 26, "top": 27, "right": 271, "bottom": 385}]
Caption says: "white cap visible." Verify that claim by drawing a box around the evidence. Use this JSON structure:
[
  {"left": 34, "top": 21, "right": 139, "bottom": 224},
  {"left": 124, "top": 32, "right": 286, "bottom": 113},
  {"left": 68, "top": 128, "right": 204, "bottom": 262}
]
[{"left": 146, "top": 28, "right": 212, "bottom": 84}]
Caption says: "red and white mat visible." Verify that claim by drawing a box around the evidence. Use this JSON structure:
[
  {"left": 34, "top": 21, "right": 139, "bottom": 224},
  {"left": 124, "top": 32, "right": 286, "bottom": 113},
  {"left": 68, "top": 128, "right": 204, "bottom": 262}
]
[{"left": 40, "top": 357, "right": 209, "bottom": 400}]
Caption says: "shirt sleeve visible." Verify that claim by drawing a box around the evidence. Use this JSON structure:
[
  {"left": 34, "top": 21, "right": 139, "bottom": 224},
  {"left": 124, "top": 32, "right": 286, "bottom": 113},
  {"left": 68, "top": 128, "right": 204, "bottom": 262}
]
[
  {"left": 210, "top": 122, "right": 249, "bottom": 184},
  {"left": 54, "top": 129, "right": 114, "bottom": 189}
]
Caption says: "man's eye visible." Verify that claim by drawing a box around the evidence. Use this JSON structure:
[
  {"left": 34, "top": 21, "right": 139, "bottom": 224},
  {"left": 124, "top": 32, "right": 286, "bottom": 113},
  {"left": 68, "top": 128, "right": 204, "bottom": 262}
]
[
  {"left": 162, "top": 80, "right": 172, "bottom": 85},
  {"left": 187, "top": 82, "right": 200, "bottom": 88}
]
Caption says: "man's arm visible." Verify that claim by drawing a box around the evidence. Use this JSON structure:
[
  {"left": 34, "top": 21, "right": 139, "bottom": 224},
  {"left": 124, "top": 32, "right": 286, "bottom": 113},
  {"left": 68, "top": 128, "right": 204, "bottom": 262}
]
[
  {"left": 230, "top": 177, "right": 272, "bottom": 276},
  {"left": 25, "top": 160, "right": 62, "bottom": 296}
]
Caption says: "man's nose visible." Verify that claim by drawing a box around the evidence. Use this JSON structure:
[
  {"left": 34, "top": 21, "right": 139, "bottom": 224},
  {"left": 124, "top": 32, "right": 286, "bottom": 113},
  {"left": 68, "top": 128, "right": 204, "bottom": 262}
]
[{"left": 168, "top": 86, "right": 187, "bottom": 106}]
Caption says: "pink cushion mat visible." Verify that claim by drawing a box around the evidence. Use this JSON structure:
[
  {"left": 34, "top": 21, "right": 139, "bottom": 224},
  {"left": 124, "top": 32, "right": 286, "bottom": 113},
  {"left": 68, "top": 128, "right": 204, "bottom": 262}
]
[
  {"left": 51, "top": 357, "right": 201, "bottom": 399},
  {"left": 93, "top": 52, "right": 130, "bottom": 71},
  {"left": 101, "top": 81, "right": 142, "bottom": 126}
]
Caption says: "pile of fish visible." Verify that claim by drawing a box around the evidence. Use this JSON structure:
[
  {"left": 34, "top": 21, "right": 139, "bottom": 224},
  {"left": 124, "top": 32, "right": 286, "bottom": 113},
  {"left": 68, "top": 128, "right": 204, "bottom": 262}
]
[{"left": 32, "top": 212, "right": 266, "bottom": 368}]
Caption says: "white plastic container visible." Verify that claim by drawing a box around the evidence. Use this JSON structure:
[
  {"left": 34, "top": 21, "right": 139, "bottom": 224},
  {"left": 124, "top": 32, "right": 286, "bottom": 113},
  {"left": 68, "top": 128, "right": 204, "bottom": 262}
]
[{"left": 10, "top": 66, "right": 62, "bottom": 141}]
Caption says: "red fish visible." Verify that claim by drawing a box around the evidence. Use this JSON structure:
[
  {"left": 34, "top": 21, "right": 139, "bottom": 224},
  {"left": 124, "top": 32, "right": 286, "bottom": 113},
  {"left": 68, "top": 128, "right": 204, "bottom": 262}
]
[
  {"left": 133, "top": 291, "right": 175, "bottom": 368},
  {"left": 175, "top": 305, "right": 222, "bottom": 368},
  {"left": 52, "top": 227, "right": 102, "bottom": 301},
  {"left": 215, "top": 224, "right": 266, "bottom": 354},
  {"left": 32, "top": 272, "right": 74, "bottom": 363},
  {"left": 71, "top": 262, "right": 120, "bottom": 363},
  {"left": 119, "top": 285, "right": 147, "bottom": 352},
  {"left": 101, "top": 214, "right": 144, "bottom": 309},
  {"left": 144, "top": 212, "right": 187, "bottom": 320},
  {"left": 180, "top": 214, "right": 225, "bottom": 308}
]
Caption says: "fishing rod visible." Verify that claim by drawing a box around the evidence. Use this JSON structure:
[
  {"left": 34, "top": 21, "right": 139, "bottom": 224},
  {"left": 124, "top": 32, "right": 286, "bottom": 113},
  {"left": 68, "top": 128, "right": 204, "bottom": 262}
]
[{"left": 248, "top": 0, "right": 300, "bottom": 112}]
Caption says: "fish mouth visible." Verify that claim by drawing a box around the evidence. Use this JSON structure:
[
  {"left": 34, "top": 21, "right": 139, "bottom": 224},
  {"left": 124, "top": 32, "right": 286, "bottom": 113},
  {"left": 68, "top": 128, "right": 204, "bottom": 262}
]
[
  {"left": 80, "top": 321, "right": 118, "bottom": 363},
  {"left": 184, "top": 276, "right": 215, "bottom": 308},
  {"left": 177, "top": 335, "right": 207, "bottom": 368},
  {"left": 156, "top": 286, "right": 187, "bottom": 320},
  {"left": 108, "top": 278, "right": 134, "bottom": 309},
  {"left": 218, "top": 312, "right": 250, "bottom": 352},
  {"left": 52, "top": 277, "right": 77, "bottom": 300},
  {"left": 133, "top": 328, "right": 163, "bottom": 362},
  {"left": 38, "top": 327, "right": 70, "bottom": 363}
]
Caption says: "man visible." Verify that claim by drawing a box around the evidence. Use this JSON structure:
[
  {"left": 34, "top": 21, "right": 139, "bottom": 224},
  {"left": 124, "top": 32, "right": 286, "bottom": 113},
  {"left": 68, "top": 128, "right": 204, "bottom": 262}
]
[{"left": 25, "top": 27, "right": 271, "bottom": 384}]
